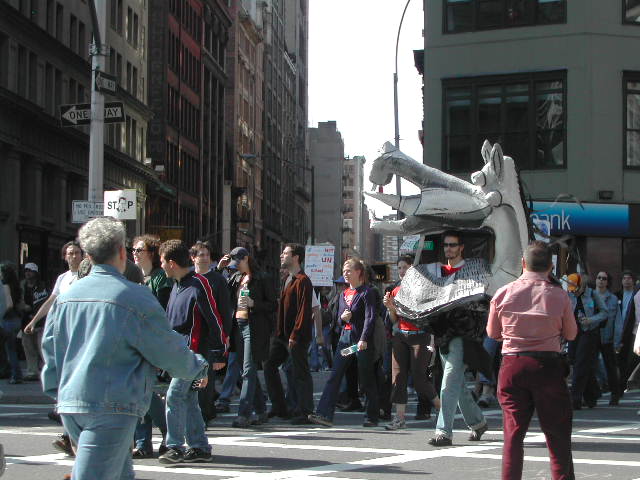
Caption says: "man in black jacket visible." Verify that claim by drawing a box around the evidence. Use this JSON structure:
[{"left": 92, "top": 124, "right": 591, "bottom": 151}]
[
  {"left": 264, "top": 243, "right": 314, "bottom": 424},
  {"left": 159, "top": 240, "right": 231, "bottom": 464},
  {"left": 617, "top": 270, "right": 639, "bottom": 393}
]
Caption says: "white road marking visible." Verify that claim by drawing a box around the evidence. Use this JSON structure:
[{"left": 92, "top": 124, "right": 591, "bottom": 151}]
[
  {"left": 464, "top": 453, "right": 640, "bottom": 467},
  {"left": 0, "top": 412, "right": 41, "bottom": 417}
]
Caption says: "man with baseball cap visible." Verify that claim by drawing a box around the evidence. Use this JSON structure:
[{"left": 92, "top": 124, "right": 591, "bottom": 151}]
[{"left": 20, "top": 263, "right": 49, "bottom": 381}]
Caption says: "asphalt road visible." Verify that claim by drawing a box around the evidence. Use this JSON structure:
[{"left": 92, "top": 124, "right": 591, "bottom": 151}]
[{"left": 1, "top": 373, "right": 639, "bottom": 480}]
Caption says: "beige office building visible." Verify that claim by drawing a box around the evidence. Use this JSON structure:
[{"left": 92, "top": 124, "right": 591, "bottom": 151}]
[{"left": 421, "top": 0, "right": 640, "bottom": 280}]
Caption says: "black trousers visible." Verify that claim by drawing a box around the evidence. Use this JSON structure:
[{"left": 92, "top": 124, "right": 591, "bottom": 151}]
[
  {"left": 569, "top": 329, "right": 600, "bottom": 404},
  {"left": 598, "top": 342, "right": 621, "bottom": 398},
  {"left": 264, "top": 336, "right": 314, "bottom": 416}
]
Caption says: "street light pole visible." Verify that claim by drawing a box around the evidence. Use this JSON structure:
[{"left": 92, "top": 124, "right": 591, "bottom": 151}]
[
  {"left": 88, "top": 0, "right": 107, "bottom": 203},
  {"left": 394, "top": 0, "right": 412, "bottom": 254}
]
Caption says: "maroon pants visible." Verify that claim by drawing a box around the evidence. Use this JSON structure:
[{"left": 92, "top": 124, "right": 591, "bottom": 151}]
[{"left": 497, "top": 355, "right": 575, "bottom": 480}]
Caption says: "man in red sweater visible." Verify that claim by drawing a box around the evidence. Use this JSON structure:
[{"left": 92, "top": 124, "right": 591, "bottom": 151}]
[{"left": 488, "top": 241, "right": 577, "bottom": 480}]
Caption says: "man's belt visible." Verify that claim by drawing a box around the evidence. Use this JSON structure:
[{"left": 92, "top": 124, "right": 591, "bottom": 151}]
[{"left": 502, "top": 351, "right": 561, "bottom": 358}]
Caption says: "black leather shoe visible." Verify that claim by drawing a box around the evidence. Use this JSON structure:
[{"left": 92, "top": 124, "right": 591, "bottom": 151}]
[
  {"left": 609, "top": 396, "right": 620, "bottom": 406},
  {"left": 469, "top": 423, "right": 488, "bottom": 441},
  {"left": 428, "top": 435, "right": 452, "bottom": 447},
  {"left": 339, "top": 401, "right": 364, "bottom": 412},
  {"left": 267, "top": 409, "right": 291, "bottom": 419},
  {"left": 290, "top": 415, "right": 313, "bottom": 425}
]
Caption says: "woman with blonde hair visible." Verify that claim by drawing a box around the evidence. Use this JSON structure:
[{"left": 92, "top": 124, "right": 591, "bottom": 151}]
[{"left": 308, "top": 258, "right": 379, "bottom": 427}]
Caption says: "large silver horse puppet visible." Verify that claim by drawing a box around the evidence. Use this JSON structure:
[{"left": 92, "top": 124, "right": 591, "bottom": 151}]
[{"left": 366, "top": 140, "right": 530, "bottom": 324}]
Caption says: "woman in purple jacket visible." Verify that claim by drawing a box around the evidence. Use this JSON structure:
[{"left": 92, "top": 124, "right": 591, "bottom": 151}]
[{"left": 308, "top": 258, "right": 379, "bottom": 427}]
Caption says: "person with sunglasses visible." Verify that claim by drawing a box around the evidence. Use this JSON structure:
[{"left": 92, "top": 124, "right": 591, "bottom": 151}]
[
  {"left": 593, "top": 271, "right": 622, "bottom": 405},
  {"left": 132, "top": 235, "right": 174, "bottom": 310},
  {"left": 130, "top": 235, "right": 174, "bottom": 458},
  {"left": 427, "top": 231, "right": 489, "bottom": 447}
]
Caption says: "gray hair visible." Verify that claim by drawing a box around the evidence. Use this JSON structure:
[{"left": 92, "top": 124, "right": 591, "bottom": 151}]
[{"left": 78, "top": 217, "right": 126, "bottom": 264}]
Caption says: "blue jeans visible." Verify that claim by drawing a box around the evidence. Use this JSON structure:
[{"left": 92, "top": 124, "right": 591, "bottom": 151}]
[
  {"left": 62, "top": 413, "right": 138, "bottom": 480},
  {"left": 436, "top": 337, "right": 486, "bottom": 438},
  {"left": 479, "top": 336, "right": 500, "bottom": 385},
  {"left": 217, "top": 351, "right": 241, "bottom": 405},
  {"left": 310, "top": 324, "right": 333, "bottom": 371},
  {"left": 165, "top": 377, "right": 210, "bottom": 452},
  {"left": 134, "top": 392, "right": 167, "bottom": 451},
  {"left": 237, "top": 322, "right": 266, "bottom": 418},
  {"left": 0, "top": 318, "right": 22, "bottom": 381},
  {"left": 316, "top": 329, "right": 378, "bottom": 422}
]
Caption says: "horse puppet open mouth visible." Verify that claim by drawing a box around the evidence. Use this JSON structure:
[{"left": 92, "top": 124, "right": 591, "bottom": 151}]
[{"left": 366, "top": 140, "right": 531, "bottom": 324}]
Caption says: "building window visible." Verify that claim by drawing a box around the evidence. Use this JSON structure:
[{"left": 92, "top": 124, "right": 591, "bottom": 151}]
[
  {"left": 624, "top": 0, "right": 640, "bottom": 24},
  {"left": 126, "top": 7, "right": 133, "bottom": 43},
  {"left": 17, "top": 46, "right": 27, "bottom": 97},
  {"left": 70, "top": 14, "right": 77, "bottom": 52},
  {"left": 55, "top": 2, "right": 63, "bottom": 41},
  {"left": 46, "top": 0, "right": 54, "bottom": 34},
  {"left": 442, "top": 70, "right": 566, "bottom": 172},
  {"left": 624, "top": 72, "right": 640, "bottom": 167},
  {"left": 110, "top": 0, "right": 117, "bottom": 30},
  {"left": 132, "top": 66, "right": 138, "bottom": 98},
  {"left": 117, "top": 0, "right": 123, "bottom": 34},
  {"left": 30, "top": 0, "right": 39, "bottom": 22},
  {"left": 28, "top": 52, "right": 37, "bottom": 102},
  {"left": 126, "top": 61, "right": 131, "bottom": 92},
  {"left": 68, "top": 77, "right": 76, "bottom": 103},
  {"left": 78, "top": 21, "right": 85, "bottom": 57},
  {"left": 133, "top": 13, "right": 139, "bottom": 48},
  {"left": 443, "top": 0, "right": 566, "bottom": 33}
]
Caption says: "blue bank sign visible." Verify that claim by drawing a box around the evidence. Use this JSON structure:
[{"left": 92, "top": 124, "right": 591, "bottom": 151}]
[{"left": 530, "top": 201, "right": 630, "bottom": 237}]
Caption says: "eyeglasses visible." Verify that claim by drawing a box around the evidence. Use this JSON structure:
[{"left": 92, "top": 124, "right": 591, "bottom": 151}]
[
  {"left": 443, "top": 242, "right": 460, "bottom": 248},
  {"left": 132, "top": 248, "right": 149, "bottom": 254},
  {"left": 596, "top": 276, "right": 608, "bottom": 280}
]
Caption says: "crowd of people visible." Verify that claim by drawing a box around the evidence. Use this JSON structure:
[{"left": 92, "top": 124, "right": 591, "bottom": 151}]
[{"left": 1, "top": 219, "right": 640, "bottom": 480}]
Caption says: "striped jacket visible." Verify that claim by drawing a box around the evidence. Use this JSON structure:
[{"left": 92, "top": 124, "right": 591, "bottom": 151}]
[{"left": 166, "top": 270, "right": 231, "bottom": 362}]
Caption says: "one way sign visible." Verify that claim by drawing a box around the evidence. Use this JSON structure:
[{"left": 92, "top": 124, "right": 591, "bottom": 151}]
[{"left": 59, "top": 102, "right": 125, "bottom": 127}]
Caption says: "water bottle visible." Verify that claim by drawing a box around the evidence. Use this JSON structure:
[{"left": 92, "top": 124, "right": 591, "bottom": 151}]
[
  {"left": 340, "top": 344, "right": 358, "bottom": 357},
  {"left": 239, "top": 285, "right": 250, "bottom": 308}
]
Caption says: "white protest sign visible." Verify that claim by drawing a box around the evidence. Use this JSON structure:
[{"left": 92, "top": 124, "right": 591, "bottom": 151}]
[
  {"left": 72, "top": 200, "right": 104, "bottom": 223},
  {"left": 104, "top": 189, "right": 137, "bottom": 220},
  {"left": 532, "top": 217, "right": 551, "bottom": 243},
  {"left": 304, "top": 245, "right": 335, "bottom": 287}
]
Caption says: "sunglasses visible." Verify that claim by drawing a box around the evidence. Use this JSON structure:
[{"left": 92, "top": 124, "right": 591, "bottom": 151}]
[
  {"left": 596, "top": 276, "right": 608, "bottom": 280},
  {"left": 443, "top": 242, "right": 460, "bottom": 248},
  {"left": 132, "top": 248, "right": 149, "bottom": 254}
]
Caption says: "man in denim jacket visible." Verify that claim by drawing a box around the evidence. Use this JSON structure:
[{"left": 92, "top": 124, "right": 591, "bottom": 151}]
[
  {"left": 41, "top": 218, "right": 209, "bottom": 480},
  {"left": 566, "top": 273, "right": 608, "bottom": 409}
]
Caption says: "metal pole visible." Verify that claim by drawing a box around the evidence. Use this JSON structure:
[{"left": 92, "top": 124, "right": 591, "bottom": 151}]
[
  {"left": 88, "top": 0, "right": 107, "bottom": 203},
  {"left": 311, "top": 165, "right": 315, "bottom": 244},
  {"left": 394, "top": 0, "right": 412, "bottom": 254}
]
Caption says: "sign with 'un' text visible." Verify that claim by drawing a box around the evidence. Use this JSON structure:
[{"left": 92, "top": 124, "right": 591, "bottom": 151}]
[{"left": 304, "top": 245, "right": 335, "bottom": 287}]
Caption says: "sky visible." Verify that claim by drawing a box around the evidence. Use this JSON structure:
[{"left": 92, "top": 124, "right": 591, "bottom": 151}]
[{"left": 308, "top": 0, "right": 424, "bottom": 218}]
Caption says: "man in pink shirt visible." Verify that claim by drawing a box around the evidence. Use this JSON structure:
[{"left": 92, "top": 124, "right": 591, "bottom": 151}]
[{"left": 487, "top": 241, "right": 577, "bottom": 480}]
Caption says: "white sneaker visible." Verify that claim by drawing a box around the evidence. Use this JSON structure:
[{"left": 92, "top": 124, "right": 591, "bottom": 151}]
[{"left": 384, "top": 416, "right": 406, "bottom": 431}]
